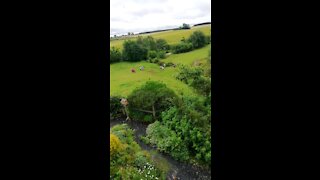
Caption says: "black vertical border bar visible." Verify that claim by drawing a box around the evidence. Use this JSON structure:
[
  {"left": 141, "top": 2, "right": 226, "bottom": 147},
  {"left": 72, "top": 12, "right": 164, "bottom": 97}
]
[{"left": 212, "top": 0, "right": 225, "bottom": 179}]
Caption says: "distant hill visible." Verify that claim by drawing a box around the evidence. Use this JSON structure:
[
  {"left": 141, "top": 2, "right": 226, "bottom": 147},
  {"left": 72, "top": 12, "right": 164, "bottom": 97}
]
[
  {"left": 138, "top": 22, "right": 211, "bottom": 35},
  {"left": 193, "top": 22, "right": 211, "bottom": 27},
  {"left": 138, "top": 28, "right": 178, "bottom": 35}
]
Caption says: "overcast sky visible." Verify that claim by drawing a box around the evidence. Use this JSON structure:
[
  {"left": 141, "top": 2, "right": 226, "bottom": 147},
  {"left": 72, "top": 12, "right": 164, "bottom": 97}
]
[{"left": 110, "top": 0, "right": 211, "bottom": 36}]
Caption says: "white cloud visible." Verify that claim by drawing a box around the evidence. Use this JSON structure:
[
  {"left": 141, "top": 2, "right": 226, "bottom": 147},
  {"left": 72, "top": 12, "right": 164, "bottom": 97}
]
[{"left": 110, "top": 0, "right": 211, "bottom": 36}]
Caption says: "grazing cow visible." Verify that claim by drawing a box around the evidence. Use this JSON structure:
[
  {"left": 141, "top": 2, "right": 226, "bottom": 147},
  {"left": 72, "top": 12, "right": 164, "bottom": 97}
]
[
  {"left": 131, "top": 68, "right": 136, "bottom": 73},
  {"left": 139, "top": 66, "right": 144, "bottom": 71},
  {"left": 160, "top": 66, "right": 164, "bottom": 70}
]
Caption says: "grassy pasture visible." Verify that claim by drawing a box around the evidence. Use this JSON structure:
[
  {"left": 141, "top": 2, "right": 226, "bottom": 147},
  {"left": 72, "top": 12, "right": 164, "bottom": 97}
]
[
  {"left": 110, "top": 24, "right": 211, "bottom": 50},
  {"left": 110, "top": 45, "right": 210, "bottom": 97}
]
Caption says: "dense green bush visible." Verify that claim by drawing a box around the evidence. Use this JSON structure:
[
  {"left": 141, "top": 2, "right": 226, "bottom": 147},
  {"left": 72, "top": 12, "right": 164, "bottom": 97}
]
[
  {"left": 145, "top": 121, "right": 190, "bottom": 161},
  {"left": 110, "top": 96, "right": 123, "bottom": 118},
  {"left": 122, "top": 40, "right": 148, "bottom": 62},
  {"left": 187, "top": 31, "right": 207, "bottom": 49},
  {"left": 172, "top": 42, "right": 193, "bottom": 54},
  {"left": 160, "top": 96, "right": 211, "bottom": 166},
  {"left": 157, "top": 51, "right": 166, "bottom": 59},
  {"left": 190, "top": 76, "right": 211, "bottom": 96},
  {"left": 110, "top": 47, "right": 122, "bottom": 63},
  {"left": 148, "top": 50, "right": 157, "bottom": 59},
  {"left": 175, "top": 64, "right": 211, "bottom": 96},
  {"left": 137, "top": 36, "right": 157, "bottom": 51},
  {"left": 110, "top": 124, "right": 166, "bottom": 179},
  {"left": 149, "top": 58, "right": 159, "bottom": 64},
  {"left": 121, "top": 37, "right": 168, "bottom": 62},
  {"left": 127, "top": 81, "right": 177, "bottom": 122},
  {"left": 156, "top": 39, "right": 170, "bottom": 51}
]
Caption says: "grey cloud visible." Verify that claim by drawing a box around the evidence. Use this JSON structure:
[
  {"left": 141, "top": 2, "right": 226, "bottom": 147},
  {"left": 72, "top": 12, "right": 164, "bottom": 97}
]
[{"left": 130, "top": 8, "right": 166, "bottom": 16}]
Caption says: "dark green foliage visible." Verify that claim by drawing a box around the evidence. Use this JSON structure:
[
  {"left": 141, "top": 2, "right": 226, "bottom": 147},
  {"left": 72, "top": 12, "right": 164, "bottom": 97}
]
[
  {"left": 188, "top": 31, "right": 207, "bottom": 49},
  {"left": 161, "top": 96, "right": 211, "bottom": 165},
  {"left": 110, "top": 124, "right": 166, "bottom": 179},
  {"left": 110, "top": 47, "right": 122, "bottom": 63},
  {"left": 122, "top": 40, "right": 148, "bottom": 62},
  {"left": 157, "top": 51, "right": 166, "bottom": 59},
  {"left": 166, "top": 62, "right": 175, "bottom": 67},
  {"left": 143, "top": 95, "right": 211, "bottom": 166},
  {"left": 180, "top": 23, "right": 191, "bottom": 29},
  {"left": 175, "top": 65, "right": 211, "bottom": 96},
  {"left": 120, "top": 37, "right": 168, "bottom": 62},
  {"left": 145, "top": 121, "right": 190, "bottom": 161},
  {"left": 190, "top": 76, "right": 211, "bottom": 96},
  {"left": 205, "top": 47, "right": 211, "bottom": 77},
  {"left": 148, "top": 50, "right": 157, "bottom": 59},
  {"left": 127, "top": 81, "right": 177, "bottom": 121},
  {"left": 206, "top": 35, "right": 211, "bottom": 44},
  {"left": 137, "top": 36, "right": 157, "bottom": 51},
  {"left": 143, "top": 114, "right": 153, "bottom": 123},
  {"left": 148, "top": 58, "right": 159, "bottom": 64},
  {"left": 110, "top": 96, "right": 123, "bottom": 118},
  {"left": 172, "top": 42, "right": 193, "bottom": 54},
  {"left": 156, "top": 39, "right": 170, "bottom": 51},
  {"left": 175, "top": 65, "right": 203, "bottom": 84}
]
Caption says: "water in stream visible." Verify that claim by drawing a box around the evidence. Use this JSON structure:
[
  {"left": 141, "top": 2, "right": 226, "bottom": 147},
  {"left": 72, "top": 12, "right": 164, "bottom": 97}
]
[{"left": 110, "top": 118, "right": 211, "bottom": 180}]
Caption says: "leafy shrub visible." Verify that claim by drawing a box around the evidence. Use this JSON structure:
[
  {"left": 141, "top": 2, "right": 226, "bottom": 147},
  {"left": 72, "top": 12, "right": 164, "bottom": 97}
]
[
  {"left": 148, "top": 58, "right": 159, "bottom": 64},
  {"left": 175, "top": 65, "right": 211, "bottom": 96},
  {"left": 166, "top": 62, "right": 175, "bottom": 67},
  {"left": 137, "top": 36, "right": 157, "bottom": 51},
  {"left": 127, "top": 81, "right": 177, "bottom": 121},
  {"left": 122, "top": 40, "right": 148, "bottom": 62},
  {"left": 110, "top": 124, "right": 166, "bottom": 179},
  {"left": 111, "top": 124, "right": 135, "bottom": 145},
  {"left": 110, "top": 96, "right": 123, "bottom": 118},
  {"left": 160, "top": 96, "right": 212, "bottom": 166},
  {"left": 110, "top": 47, "right": 122, "bottom": 63},
  {"left": 172, "top": 42, "right": 193, "bottom": 54},
  {"left": 144, "top": 121, "right": 190, "bottom": 161},
  {"left": 110, "top": 133, "right": 123, "bottom": 157},
  {"left": 148, "top": 50, "right": 157, "bottom": 59},
  {"left": 157, "top": 51, "right": 166, "bottom": 59},
  {"left": 191, "top": 76, "right": 211, "bottom": 96},
  {"left": 156, "top": 39, "right": 170, "bottom": 51},
  {"left": 187, "top": 31, "right": 207, "bottom": 49},
  {"left": 143, "top": 115, "right": 153, "bottom": 123}
]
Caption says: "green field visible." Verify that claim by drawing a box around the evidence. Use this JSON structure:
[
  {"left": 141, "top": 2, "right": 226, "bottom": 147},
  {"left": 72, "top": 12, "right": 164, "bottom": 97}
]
[
  {"left": 110, "top": 45, "right": 210, "bottom": 97},
  {"left": 110, "top": 25, "right": 211, "bottom": 50}
]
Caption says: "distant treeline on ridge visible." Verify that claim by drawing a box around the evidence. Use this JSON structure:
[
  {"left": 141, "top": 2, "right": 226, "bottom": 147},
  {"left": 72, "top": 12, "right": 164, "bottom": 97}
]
[{"left": 138, "top": 22, "right": 211, "bottom": 35}]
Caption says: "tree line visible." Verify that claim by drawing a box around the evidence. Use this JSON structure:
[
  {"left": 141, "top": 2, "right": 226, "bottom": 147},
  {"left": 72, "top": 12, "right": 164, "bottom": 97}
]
[{"left": 110, "top": 31, "right": 211, "bottom": 64}]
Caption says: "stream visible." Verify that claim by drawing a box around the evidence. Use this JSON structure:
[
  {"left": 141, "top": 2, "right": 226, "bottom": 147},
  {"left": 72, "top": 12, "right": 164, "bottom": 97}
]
[{"left": 110, "top": 118, "right": 211, "bottom": 180}]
